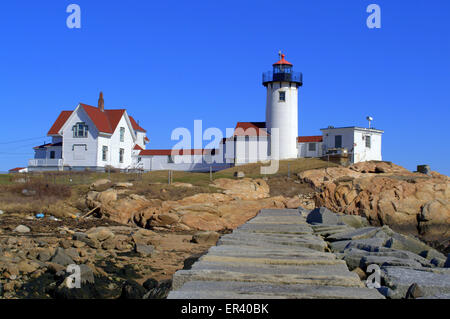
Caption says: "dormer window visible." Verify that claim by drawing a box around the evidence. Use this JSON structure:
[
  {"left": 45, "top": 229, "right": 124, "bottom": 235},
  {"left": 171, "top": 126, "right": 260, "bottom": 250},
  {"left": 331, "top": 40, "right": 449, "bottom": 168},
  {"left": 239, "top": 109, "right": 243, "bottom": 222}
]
[{"left": 73, "top": 122, "right": 88, "bottom": 138}]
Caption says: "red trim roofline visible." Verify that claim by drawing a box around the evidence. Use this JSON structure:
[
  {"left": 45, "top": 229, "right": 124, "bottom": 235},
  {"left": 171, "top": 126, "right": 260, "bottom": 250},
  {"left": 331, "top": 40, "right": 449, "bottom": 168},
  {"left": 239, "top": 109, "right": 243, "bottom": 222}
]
[{"left": 297, "top": 136, "right": 323, "bottom": 143}]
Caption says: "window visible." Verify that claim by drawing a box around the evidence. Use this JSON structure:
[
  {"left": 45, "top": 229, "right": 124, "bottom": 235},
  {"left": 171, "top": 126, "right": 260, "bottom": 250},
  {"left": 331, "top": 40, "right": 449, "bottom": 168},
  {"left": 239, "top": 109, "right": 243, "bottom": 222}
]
[
  {"left": 73, "top": 122, "right": 88, "bottom": 138},
  {"left": 50, "top": 151, "right": 55, "bottom": 159},
  {"left": 119, "top": 148, "right": 124, "bottom": 163},
  {"left": 365, "top": 135, "right": 371, "bottom": 148},
  {"left": 102, "top": 146, "right": 108, "bottom": 161},
  {"left": 138, "top": 157, "right": 142, "bottom": 163},
  {"left": 120, "top": 127, "right": 125, "bottom": 142},
  {"left": 335, "top": 135, "right": 342, "bottom": 148},
  {"left": 308, "top": 143, "right": 316, "bottom": 152},
  {"left": 168, "top": 155, "right": 174, "bottom": 164},
  {"left": 279, "top": 91, "right": 286, "bottom": 102}
]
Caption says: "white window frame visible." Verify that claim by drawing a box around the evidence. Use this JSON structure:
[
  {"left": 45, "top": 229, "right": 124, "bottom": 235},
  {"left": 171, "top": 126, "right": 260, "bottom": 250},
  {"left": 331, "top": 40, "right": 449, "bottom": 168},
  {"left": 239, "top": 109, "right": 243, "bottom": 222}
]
[
  {"left": 120, "top": 127, "right": 125, "bottom": 142},
  {"left": 73, "top": 122, "right": 88, "bottom": 138},
  {"left": 102, "top": 146, "right": 108, "bottom": 161},
  {"left": 119, "top": 148, "right": 124, "bottom": 163}
]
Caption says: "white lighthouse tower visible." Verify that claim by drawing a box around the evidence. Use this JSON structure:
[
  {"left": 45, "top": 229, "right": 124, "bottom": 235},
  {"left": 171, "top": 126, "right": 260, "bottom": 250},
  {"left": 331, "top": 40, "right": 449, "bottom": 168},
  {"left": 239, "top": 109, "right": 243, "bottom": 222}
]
[{"left": 263, "top": 53, "right": 302, "bottom": 160}]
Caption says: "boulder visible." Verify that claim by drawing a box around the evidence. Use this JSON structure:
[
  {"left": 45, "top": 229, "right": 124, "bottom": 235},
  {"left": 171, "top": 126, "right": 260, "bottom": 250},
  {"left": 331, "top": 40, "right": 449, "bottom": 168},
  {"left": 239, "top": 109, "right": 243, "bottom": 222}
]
[
  {"left": 405, "top": 283, "right": 424, "bottom": 299},
  {"left": 285, "top": 197, "right": 302, "bottom": 209},
  {"left": 17, "top": 260, "right": 40, "bottom": 274},
  {"left": 381, "top": 266, "right": 450, "bottom": 299},
  {"left": 120, "top": 280, "right": 146, "bottom": 299},
  {"left": 338, "top": 215, "right": 369, "bottom": 229},
  {"left": 86, "top": 227, "right": 115, "bottom": 242},
  {"left": 212, "top": 178, "right": 270, "bottom": 200},
  {"left": 38, "top": 250, "right": 52, "bottom": 262},
  {"left": 384, "top": 233, "right": 446, "bottom": 261},
  {"left": 14, "top": 225, "right": 31, "bottom": 233},
  {"left": 306, "top": 207, "right": 341, "bottom": 225},
  {"left": 91, "top": 179, "right": 111, "bottom": 188},
  {"left": 327, "top": 227, "right": 379, "bottom": 242},
  {"left": 50, "top": 247, "right": 75, "bottom": 266},
  {"left": 135, "top": 244, "right": 154, "bottom": 257},
  {"left": 191, "top": 231, "right": 220, "bottom": 245}
]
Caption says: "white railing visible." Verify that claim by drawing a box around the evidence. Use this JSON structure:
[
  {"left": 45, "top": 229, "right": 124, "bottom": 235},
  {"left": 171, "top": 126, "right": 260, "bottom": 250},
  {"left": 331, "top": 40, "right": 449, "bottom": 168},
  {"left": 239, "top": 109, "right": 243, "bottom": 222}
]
[{"left": 28, "top": 159, "right": 63, "bottom": 167}]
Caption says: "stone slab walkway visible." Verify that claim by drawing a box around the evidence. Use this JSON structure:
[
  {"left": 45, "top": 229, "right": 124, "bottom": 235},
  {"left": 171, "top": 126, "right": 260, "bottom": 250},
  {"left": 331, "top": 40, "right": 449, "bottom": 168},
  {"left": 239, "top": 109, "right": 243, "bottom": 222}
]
[{"left": 168, "top": 209, "right": 384, "bottom": 299}]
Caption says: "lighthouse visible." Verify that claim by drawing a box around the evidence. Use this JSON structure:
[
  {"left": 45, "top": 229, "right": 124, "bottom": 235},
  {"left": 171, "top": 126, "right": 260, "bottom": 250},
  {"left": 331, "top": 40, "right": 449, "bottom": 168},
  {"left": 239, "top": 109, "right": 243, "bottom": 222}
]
[{"left": 263, "top": 53, "right": 302, "bottom": 160}]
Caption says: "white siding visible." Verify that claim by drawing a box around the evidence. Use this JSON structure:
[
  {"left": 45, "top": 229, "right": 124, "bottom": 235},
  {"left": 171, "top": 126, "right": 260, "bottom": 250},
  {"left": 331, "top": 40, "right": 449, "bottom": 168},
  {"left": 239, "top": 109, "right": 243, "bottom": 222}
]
[
  {"left": 266, "top": 82, "right": 298, "bottom": 159},
  {"left": 321, "top": 127, "right": 383, "bottom": 163},
  {"left": 96, "top": 115, "right": 135, "bottom": 170},
  {"left": 61, "top": 107, "right": 99, "bottom": 169},
  {"left": 226, "top": 137, "right": 269, "bottom": 165},
  {"left": 139, "top": 154, "right": 230, "bottom": 172},
  {"left": 297, "top": 142, "right": 323, "bottom": 158}
]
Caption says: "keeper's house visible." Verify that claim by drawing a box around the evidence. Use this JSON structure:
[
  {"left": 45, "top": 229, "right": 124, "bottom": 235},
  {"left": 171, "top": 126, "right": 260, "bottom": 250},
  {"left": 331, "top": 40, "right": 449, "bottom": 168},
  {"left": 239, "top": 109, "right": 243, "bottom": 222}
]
[{"left": 28, "top": 93, "right": 149, "bottom": 172}]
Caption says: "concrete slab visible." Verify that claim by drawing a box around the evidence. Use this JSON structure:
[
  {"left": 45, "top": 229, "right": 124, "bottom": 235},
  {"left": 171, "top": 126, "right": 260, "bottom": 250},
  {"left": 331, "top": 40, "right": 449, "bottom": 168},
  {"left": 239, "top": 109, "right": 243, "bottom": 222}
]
[{"left": 168, "top": 281, "right": 385, "bottom": 299}]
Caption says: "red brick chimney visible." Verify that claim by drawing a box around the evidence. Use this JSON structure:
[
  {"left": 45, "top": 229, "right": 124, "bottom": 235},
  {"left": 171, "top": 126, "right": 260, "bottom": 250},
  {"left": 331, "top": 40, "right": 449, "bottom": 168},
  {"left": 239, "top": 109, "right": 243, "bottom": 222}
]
[{"left": 98, "top": 91, "right": 104, "bottom": 112}]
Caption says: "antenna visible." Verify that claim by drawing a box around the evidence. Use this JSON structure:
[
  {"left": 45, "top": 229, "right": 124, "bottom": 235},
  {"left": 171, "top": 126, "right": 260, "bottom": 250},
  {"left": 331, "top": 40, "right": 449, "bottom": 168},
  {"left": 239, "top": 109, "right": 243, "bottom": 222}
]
[
  {"left": 278, "top": 50, "right": 282, "bottom": 59},
  {"left": 366, "top": 116, "right": 373, "bottom": 129}
]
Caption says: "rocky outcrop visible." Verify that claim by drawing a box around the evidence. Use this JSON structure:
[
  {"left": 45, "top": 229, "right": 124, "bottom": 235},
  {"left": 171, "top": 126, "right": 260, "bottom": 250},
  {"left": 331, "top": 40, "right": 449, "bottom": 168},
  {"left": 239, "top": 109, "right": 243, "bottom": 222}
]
[
  {"left": 298, "top": 161, "right": 449, "bottom": 245},
  {"left": 86, "top": 179, "right": 288, "bottom": 232},
  {"left": 306, "top": 207, "right": 450, "bottom": 299}
]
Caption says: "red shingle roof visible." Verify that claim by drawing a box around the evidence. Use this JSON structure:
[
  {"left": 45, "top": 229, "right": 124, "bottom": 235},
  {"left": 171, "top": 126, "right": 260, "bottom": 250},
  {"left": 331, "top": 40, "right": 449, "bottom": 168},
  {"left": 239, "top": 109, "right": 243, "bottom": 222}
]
[
  {"left": 129, "top": 116, "right": 146, "bottom": 133},
  {"left": 139, "top": 149, "right": 217, "bottom": 156},
  {"left": 47, "top": 111, "right": 73, "bottom": 135},
  {"left": 47, "top": 103, "right": 147, "bottom": 136},
  {"left": 9, "top": 167, "right": 26, "bottom": 172},
  {"left": 81, "top": 104, "right": 125, "bottom": 134},
  {"left": 133, "top": 144, "right": 144, "bottom": 151},
  {"left": 297, "top": 136, "right": 323, "bottom": 143},
  {"left": 233, "top": 122, "right": 269, "bottom": 137}
]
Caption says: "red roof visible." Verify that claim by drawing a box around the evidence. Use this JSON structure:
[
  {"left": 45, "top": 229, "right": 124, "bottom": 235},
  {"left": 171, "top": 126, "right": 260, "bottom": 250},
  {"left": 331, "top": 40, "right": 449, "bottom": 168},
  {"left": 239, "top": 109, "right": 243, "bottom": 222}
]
[
  {"left": 129, "top": 116, "right": 146, "bottom": 133},
  {"left": 33, "top": 142, "right": 62, "bottom": 149},
  {"left": 297, "top": 136, "right": 323, "bottom": 143},
  {"left": 81, "top": 104, "right": 125, "bottom": 134},
  {"left": 133, "top": 144, "right": 144, "bottom": 151},
  {"left": 139, "top": 149, "right": 217, "bottom": 156},
  {"left": 47, "top": 103, "right": 147, "bottom": 136},
  {"left": 48, "top": 111, "right": 72, "bottom": 135},
  {"left": 9, "top": 167, "right": 26, "bottom": 172},
  {"left": 233, "top": 122, "right": 269, "bottom": 137},
  {"left": 273, "top": 54, "right": 293, "bottom": 66}
]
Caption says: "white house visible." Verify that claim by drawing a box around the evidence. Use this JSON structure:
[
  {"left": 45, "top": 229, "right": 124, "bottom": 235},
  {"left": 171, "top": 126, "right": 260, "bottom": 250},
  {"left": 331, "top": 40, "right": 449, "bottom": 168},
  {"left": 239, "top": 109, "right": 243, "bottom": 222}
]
[
  {"left": 321, "top": 126, "right": 384, "bottom": 163},
  {"left": 28, "top": 92, "right": 149, "bottom": 172}
]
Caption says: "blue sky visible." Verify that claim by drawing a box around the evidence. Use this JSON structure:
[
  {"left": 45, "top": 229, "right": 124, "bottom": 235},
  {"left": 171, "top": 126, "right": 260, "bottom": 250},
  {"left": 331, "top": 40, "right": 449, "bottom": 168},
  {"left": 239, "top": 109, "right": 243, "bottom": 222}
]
[{"left": 0, "top": 1, "right": 449, "bottom": 174}]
